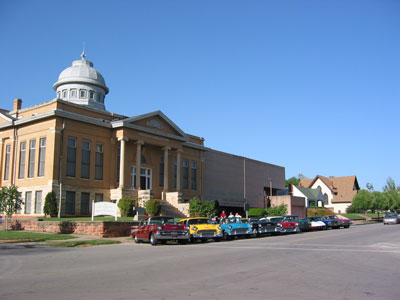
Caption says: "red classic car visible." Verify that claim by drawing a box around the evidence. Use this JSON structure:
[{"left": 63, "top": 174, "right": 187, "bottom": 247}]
[
  {"left": 131, "top": 216, "right": 190, "bottom": 246},
  {"left": 267, "top": 216, "right": 300, "bottom": 233}
]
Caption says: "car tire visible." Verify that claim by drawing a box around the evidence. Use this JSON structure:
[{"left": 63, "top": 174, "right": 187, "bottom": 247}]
[
  {"left": 178, "top": 240, "right": 187, "bottom": 245},
  {"left": 253, "top": 229, "right": 258, "bottom": 237},
  {"left": 223, "top": 231, "right": 230, "bottom": 241},
  {"left": 150, "top": 233, "right": 158, "bottom": 246},
  {"left": 201, "top": 239, "right": 207, "bottom": 243},
  {"left": 134, "top": 235, "right": 140, "bottom": 244}
]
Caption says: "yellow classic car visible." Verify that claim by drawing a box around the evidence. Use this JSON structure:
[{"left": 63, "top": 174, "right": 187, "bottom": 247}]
[{"left": 179, "top": 217, "right": 223, "bottom": 242}]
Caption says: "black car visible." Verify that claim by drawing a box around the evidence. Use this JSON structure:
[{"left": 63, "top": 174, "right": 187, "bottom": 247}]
[{"left": 248, "top": 216, "right": 281, "bottom": 236}]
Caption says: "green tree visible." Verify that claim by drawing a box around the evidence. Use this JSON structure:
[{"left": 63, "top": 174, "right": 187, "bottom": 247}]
[
  {"left": 366, "top": 183, "right": 374, "bottom": 191},
  {"left": 248, "top": 208, "right": 267, "bottom": 217},
  {"left": 285, "top": 174, "right": 306, "bottom": 187},
  {"left": 43, "top": 191, "right": 58, "bottom": 217},
  {"left": 266, "top": 204, "right": 287, "bottom": 216},
  {"left": 0, "top": 185, "right": 23, "bottom": 231},
  {"left": 352, "top": 190, "right": 373, "bottom": 211},
  {"left": 383, "top": 177, "right": 397, "bottom": 192},
  {"left": 145, "top": 199, "right": 161, "bottom": 216},
  {"left": 189, "top": 197, "right": 216, "bottom": 217}
]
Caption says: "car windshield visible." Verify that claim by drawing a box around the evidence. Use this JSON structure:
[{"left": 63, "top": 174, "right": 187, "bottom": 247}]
[
  {"left": 284, "top": 216, "right": 298, "bottom": 221},
  {"left": 309, "top": 217, "right": 322, "bottom": 221},
  {"left": 249, "top": 217, "right": 261, "bottom": 222},
  {"left": 385, "top": 213, "right": 398, "bottom": 218},
  {"left": 187, "top": 218, "right": 210, "bottom": 225},
  {"left": 149, "top": 217, "right": 175, "bottom": 225},
  {"left": 223, "top": 217, "right": 241, "bottom": 224},
  {"left": 269, "top": 217, "right": 283, "bottom": 223},
  {"left": 326, "top": 216, "right": 337, "bottom": 220}
]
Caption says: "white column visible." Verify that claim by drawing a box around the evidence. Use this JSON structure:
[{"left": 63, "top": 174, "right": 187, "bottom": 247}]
[
  {"left": 176, "top": 149, "right": 182, "bottom": 193},
  {"left": 162, "top": 147, "right": 170, "bottom": 193},
  {"left": 118, "top": 137, "right": 128, "bottom": 188},
  {"left": 135, "top": 140, "right": 144, "bottom": 190}
]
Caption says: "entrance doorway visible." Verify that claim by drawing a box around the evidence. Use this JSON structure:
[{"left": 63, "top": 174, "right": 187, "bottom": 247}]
[{"left": 131, "top": 167, "right": 152, "bottom": 190}]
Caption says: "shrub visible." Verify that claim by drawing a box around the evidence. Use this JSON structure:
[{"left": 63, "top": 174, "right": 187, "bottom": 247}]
[
  {"left": 346, "top": 205, "right": 359, "bottom": 214},
  {"left": 248, "top": 208, "right": 266, "bottom": 217},
  {"left": 145, "top": 199, "right": 161, "bottom": 216},
  {"left": 189, "top": 197, "right": 216, "bottom": 217},
  {"left": 266, "top": 204, "right": 287, "bottom": 217},
  {"left": 118, "top": 197, "right": 135, "bottom": 217},
  {"left": 307, "top": 207, "right": 332, "bottom": 217},
  {"left": 43, "top": 191, "right": 58, "bottom": 217}
]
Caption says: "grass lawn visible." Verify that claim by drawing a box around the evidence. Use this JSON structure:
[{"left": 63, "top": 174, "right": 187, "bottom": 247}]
[
  {"left": 49, "top": 240, "right": 121, "bottom": 247},
  {"left": 0, "top": 231, "right": 77, "bottom": 242},
  {"left": 341, "top": 214, "right": 366, "bottom": 220},
  {"left": 39, "top": 217, "right": 135, "bottom": 222}
]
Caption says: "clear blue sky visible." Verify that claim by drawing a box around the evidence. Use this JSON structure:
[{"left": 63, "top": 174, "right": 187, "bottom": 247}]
[{"left": 1, "top": 0, "right": 399, "bottom": 191}]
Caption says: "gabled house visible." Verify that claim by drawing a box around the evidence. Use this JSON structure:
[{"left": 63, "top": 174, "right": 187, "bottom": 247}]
[
  {"left": 291, "top": 185, "right": 326, "bottom": 208},
  {"left": 299, "top": 175, "right": 360, "bottom": 213}
]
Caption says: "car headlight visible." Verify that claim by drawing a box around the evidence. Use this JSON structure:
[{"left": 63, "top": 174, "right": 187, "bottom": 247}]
[
  {"left": 258, "top": 224, "right": 262, "bottom": 228},
  {"left": 157, "top": 226, "right": 163, "bottom": 231},
  {"left": 228, "top": 225, "right": 232, "bottom": 229},
  {"left": 217, "top": 225, "right": 221, "bottom": 230},
  {"left": 192, "top": 226, "right": 197, "bottom": 231}
]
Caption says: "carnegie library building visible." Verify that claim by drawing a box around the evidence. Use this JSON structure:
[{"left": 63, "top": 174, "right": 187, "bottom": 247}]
[{"left": 0, "top": 53, "right": 286, "bottom": 217}]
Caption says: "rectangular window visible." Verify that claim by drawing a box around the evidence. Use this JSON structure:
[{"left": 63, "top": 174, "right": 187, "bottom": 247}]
[
  {"left": 95, "top": 193, "right": 103, "bottom": 203},
  {"left": 35, "top": 191, "right": 42, "bottom": 214},
  {"left": 116, "top": 148, "right": 120, "bottom": 183},
  {"left": 191, "top": 162, "right": 197, "bottom": 190},
  {"left": 95, "top": 144, "right": 103, "bottom": 180},
  {"left": 81, "top": 141, "right": 90, "bottom": 179},
  {"left": 38, "top": 138, "right": 46, "bottom": 177},
  {"left": 18, "top": 141, "right": 26, "bottom": 179},
  {"left": 4, "top": 144, "right": 11, "bottom": 181},
  {"left": 71, "top": 89, "right": 77, "bottom": 98},
  {"left": 80, "top": 89, "right": 87, "bottom": 98},
  {"left": 174, "top": 159, "right": 177, "bottom": 188},
  {"left": 81, "top": 192, "right": 90, "bottom": 214},
  {"left": 25, "top": 192, "right": 32, "bottom": 214},
  {"left": 159, "top": 156, "right": 164, "bottom": 187},
  {"left": 89, "top": 91, "right": 95, "bottom": 99},
  {"left": 66, "top": 138, "right": 76, "bottom": 177},
  {"left": 183, "top": 160, "right": 189, "bottom": 189},
  {"left": 66, "top": 191, "right": 76, "bottom": 215},
  {"left": 28, "top": 140, "right": 36, "bottom": 178}
]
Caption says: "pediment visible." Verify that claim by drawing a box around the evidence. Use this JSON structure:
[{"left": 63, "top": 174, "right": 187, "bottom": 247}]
[{"left": 121, "top": 111, "right": 187, "bottom": 138}]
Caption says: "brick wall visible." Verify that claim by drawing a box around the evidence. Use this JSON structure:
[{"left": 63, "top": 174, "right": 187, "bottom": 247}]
[{"left": 0, "top": 218, "right": 138, "bottom": 237}]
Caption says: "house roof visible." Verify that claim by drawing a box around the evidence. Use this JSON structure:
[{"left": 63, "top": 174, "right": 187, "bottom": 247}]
[
  {"left": 299, "top": 175, "right": 360, "bottom": 203},
  {"left": 295, "top": 186, "right": 324, "bottom": 201}
]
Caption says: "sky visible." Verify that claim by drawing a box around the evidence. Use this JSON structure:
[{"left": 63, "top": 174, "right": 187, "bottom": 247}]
[{"left": 0, "top": 0, "right": 399, "bottom": 191}]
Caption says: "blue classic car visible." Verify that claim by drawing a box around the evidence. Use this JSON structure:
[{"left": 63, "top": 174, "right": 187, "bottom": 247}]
[{"left": 220, "top": 217, "right": 252, "bottom": 240}]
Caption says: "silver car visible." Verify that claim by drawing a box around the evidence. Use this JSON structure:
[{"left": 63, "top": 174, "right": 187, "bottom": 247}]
[{"left": 383, "top": 213, "right": 400, "bottom": 225}]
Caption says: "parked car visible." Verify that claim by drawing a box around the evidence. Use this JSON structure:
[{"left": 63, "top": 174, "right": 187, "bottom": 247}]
[
  {"left": 318, "top": 216, "right": 341, "bottom": 229},
  {"left": 383, "top": 212, "right": 400, "bottom": 225},
  {"left": 267, "top": 216, "right": 300, "bottom": 233},
  {"left": 282, "top": 215, "right": 310, "bottom": 232},
  {"left": 307, "top": 217, "right": 327, "bottom": 230},
  {"left": 325, "top": 215, "right": 352, "bottom": 228},
  {"left": 248, "top": 216, "right": 281, "bottom": 236},
  {"left": 179, "top": 217, "right": 223, "bottom": 242},
  {"left": 131, "top": 216, "right": 190, "bottom": 245},
  {"left": 220, "top": 217, "right": 252, "bottom": 240}
]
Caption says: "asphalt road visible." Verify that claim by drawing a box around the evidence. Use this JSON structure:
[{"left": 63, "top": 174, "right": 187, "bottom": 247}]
[{"left": 1, "top": 223, "right": 400, "bottom": 300}]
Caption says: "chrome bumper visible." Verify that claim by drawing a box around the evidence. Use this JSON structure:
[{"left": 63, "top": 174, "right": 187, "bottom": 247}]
[{"left": 155, "top": 231, "right": 190, "bottom": 240}]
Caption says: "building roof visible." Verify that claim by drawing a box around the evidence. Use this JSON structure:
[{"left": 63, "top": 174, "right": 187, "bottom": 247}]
[
  {"left": 295, "top": 186, "right": 325, "bottom": 202},
  {"left": 299, "top": 175, "right": 359, "bottom": 203}
]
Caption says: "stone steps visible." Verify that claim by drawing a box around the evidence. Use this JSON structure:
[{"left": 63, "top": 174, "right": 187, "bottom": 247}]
[{"left": 159, "top": 200, "right": 188, "bottom": 219}]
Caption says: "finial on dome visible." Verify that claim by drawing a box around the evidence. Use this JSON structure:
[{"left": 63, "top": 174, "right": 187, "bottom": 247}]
[{"left": 81, "top": 41, "right": 86, "bottom": 60}]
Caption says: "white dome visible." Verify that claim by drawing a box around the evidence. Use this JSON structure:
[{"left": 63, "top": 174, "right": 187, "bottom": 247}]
[{"left": 53, "top": 53, "right": 109, "bottom": 110}]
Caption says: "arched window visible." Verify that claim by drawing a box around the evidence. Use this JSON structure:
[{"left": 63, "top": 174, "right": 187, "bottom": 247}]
[
  {"left": 141, "top": 155, "right": 147, "bottom": 164},
  {"left": 323, "top": 193, "right": 328, "bottom": 203}
]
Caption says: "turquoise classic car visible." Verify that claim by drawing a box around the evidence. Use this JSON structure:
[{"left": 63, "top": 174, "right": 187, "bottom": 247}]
[{"left": 220, "top": 217, "right": 252, "bottom": 240}]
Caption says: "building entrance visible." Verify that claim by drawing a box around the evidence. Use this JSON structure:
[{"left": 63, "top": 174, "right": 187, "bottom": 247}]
[{"left": 131, "top": 167, "right": 152, "bottom": 190}]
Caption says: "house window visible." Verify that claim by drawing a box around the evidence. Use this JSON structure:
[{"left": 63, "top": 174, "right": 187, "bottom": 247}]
[
  {"left": 95, "top": 144, "right": 103, "bottom": 180},
  {"left": 57, "top": 91, "right": 61, "bottom": 99},
  {"left": 191, "top": 162, "right": 197, "bottom": 190},
  {"left": 80, "top": 89, "right": 87, "bottom": 99},
  {"left": 25, "top": 192, "right": 32, "bottom": 214},
  {"left": 62, "top": 89, "right": 68, "bottom": 99},
  {"left": 89, "top": 91, "right": 95, "bottom": 99},
  {"left": 131, "top": 167, "right": 152, "bottom": 190},
  {"left": 81, "top": 141, "right": 90, "bottom": 179},
  {"left": 4, "top": 144, "right": 10, "bottom": 180},
  {"left": 141, "top": 155, "right": 147, "bottom": 164},
  {"left": 159, "top": 156, "right": 164, "bottom": 187},
  {"left": 81, "top": 192, "right": 90, "bottom": 215},
  {"left": 38, "top": 138, "right": 46, "bottom": 177},
  {"left": 70, "top": 89, "right": 77, "bottom": 98},
  {"left": 35, "top": 191, "right": 42, "bottom": 214},
  {"left": 183, "top": 160, "right": 189, "bottom": 189},
  {"left": 95, "top": 193, "right": 103, "bottom": 203},
  {"left": 66, "top": 191, "right": 76, "bottom": 215},
  {"left": 18, "top": 141, "right": 26, "bottom": 179},
  {"left": 28, "top": 140, "right": 36, "bottom": 178},
  {"left": 66, "top": 138, "right": 76, "bottom": 177}
]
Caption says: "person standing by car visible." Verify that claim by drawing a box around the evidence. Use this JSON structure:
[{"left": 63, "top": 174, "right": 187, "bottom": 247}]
[
  {"left": 235, "top": 212, "right": 242, "bottom": 218},
  {"left": 228, "top": 212, "right": 234, "bottom": 218},
  {"left": 220, "top": 211, "right": 227, "bottom": 219}
]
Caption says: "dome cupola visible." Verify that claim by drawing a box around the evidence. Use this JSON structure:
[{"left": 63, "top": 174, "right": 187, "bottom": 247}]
[{"left": 53, "top": 52, "right": 109, "bottom": 110}]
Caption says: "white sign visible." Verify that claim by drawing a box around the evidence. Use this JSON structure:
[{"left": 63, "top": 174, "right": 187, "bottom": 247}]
[{"left": 92, "top": 201, "right": 117, "bottom": 221}]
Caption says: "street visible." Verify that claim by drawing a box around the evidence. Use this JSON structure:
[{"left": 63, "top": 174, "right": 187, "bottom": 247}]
[{"left": 1, "top": 223, "right": 400, "bottom": 300}]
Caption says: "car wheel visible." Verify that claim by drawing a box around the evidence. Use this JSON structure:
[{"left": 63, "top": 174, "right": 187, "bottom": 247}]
[
  {"left": 214, "top": 237, "right": 221, "bottom": 242},
  {"left": 253, "top": 229, "right": 258, "bottom": 237},
  {"left": 201, "top": 239, "right": 207, "bottom": 243},
  {"left": 178, "top": 240, "right": 188, "bottom": 245},
  {"left": 344, "top": 225, "right": 349, "bottom": 228},
  {"left": 223, "top": 231, "right": 230, "bottom": 241},
  {"left": 150, "top": 233, "right": 158, "bottom": 246},
  {"left": 134, "top": 235, "right": 140, "bottom": 244}
]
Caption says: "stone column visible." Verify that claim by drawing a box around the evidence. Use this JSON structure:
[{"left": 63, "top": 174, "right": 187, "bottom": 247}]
[
  {"left": 0, "top": 138, "right": 4, "bottom": 186},
  {"left": 162, "top": 147, "right": 170, "bottom": 193},
  {"left": 135, "top": 140, "right": 144, "bottom": 190},
  {"left": 176, "top": 149, "right": 182, "bottom": 193},
  {"left": 118, "top": 137, "right": 128, "bottom": 189}
]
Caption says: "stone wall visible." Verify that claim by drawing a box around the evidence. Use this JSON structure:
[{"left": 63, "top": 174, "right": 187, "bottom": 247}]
[{"left": 0, "top": 218, "right": 138, "bottom": 237}]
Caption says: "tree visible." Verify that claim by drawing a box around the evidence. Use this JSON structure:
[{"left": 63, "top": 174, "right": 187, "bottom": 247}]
[
  {"left": 352, "top": 190, "right": 373, "bottom": 211},
  {"left": 266, "top": 204, "right": 287, "bottom": 217},
  {"left": 43, "top": 191, "right": 58, "bottom": 217},
  {"left": 285, "top": 174, "right": 306, "bottom": 188},
  {"left": 145, "top": 199, "right": 161, "bottom": 216},
  {"left": 189, "top": 197, "right": 216, "bottom": 217},
  {"left": 383, "top": 177, "right": 397, "bottom": 193},
  {"left": 366, "top": 183, "right": 374, "bottom": 191},
  {"left": 0, "top": 185, "right": 23, "bottom": 231}
]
